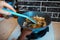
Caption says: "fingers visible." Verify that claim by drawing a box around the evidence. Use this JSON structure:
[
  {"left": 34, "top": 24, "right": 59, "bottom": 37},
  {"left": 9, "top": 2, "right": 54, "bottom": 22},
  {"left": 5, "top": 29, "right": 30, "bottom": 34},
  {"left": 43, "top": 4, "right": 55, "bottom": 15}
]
[
  {"left": 22, "top": 28, "right": 32, "bottom": 36},
  {"left": 5, "top": 12, "right": 11, "bottom": 15}
]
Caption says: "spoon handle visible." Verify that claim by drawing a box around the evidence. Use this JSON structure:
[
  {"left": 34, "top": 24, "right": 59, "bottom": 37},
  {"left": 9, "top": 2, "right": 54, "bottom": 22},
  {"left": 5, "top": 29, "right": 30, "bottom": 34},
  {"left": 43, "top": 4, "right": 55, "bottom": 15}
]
[
  {"left": 11, "top": 12, "right": 36, "bottom": 23},
  {"left": 3, "top": 9, "right": 36, "bottom": 23}
]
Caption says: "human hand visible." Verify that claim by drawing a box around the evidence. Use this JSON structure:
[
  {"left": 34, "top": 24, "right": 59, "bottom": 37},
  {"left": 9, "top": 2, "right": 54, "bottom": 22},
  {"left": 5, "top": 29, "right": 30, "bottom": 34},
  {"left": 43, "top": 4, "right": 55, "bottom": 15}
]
[
  {"left": 5, "top": 12, "right": 11, "bottom": 15},
  {"left": 22, "top": 28, "right": 32, "bottom": 36},
  {"left": 17, "top": 28, "right": 32, "bottom": 40}
]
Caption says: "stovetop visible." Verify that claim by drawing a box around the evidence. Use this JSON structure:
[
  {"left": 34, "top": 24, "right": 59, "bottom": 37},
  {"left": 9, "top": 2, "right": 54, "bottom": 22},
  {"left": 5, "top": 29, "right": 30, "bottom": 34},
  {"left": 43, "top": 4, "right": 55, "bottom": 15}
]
[{"left": 35, "top": 23, "right": 54, "bottom": 40}]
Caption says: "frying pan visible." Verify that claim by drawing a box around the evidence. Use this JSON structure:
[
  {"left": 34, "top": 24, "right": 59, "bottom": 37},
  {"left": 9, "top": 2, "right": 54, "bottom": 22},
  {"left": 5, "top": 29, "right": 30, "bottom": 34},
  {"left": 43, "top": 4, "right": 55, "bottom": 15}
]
[
  {"left": 3, "top": 8, "right": 51, "bottom": 33},
  {"left": 18, "top": 11, "right": 51, "bottom": 33}
]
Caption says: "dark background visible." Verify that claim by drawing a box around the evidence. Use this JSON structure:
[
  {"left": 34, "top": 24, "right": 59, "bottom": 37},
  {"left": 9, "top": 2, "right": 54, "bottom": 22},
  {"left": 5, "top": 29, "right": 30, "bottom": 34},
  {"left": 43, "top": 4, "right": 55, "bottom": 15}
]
[{"left": 5, "top": 0, "right": 60, "bottom": 22}]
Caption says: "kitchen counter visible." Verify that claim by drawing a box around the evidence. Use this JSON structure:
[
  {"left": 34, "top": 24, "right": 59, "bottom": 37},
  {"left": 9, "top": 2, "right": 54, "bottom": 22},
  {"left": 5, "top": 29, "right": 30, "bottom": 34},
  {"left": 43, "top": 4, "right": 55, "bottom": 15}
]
[
  {"left": 0, "top": 17, "right": 18, "bottom": 40},
  {"left": 52, "top": 22, "right": 60, "bottom": 40},
  {"left": 0, "top": 17, "right": 60, "bottom": 40}
]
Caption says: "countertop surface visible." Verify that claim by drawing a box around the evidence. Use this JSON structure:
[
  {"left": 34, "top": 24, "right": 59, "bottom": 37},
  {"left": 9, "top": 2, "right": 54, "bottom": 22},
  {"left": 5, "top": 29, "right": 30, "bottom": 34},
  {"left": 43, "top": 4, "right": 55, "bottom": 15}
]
[
  {"left": 0, "top": 17, "right": 60, "bottom": 40},
  {"left": 52, "top": 22, "right": 60, "bottom": 40},
  {"left": 0, "top": 17, "right": 18, "bottom": 40}
]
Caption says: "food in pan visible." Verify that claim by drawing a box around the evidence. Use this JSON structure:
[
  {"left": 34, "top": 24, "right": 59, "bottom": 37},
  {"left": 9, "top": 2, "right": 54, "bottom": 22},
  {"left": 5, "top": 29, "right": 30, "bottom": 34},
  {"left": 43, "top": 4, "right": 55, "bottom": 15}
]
[{"left": 24, "top": 16, "right": 47, "bottom": 28}]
